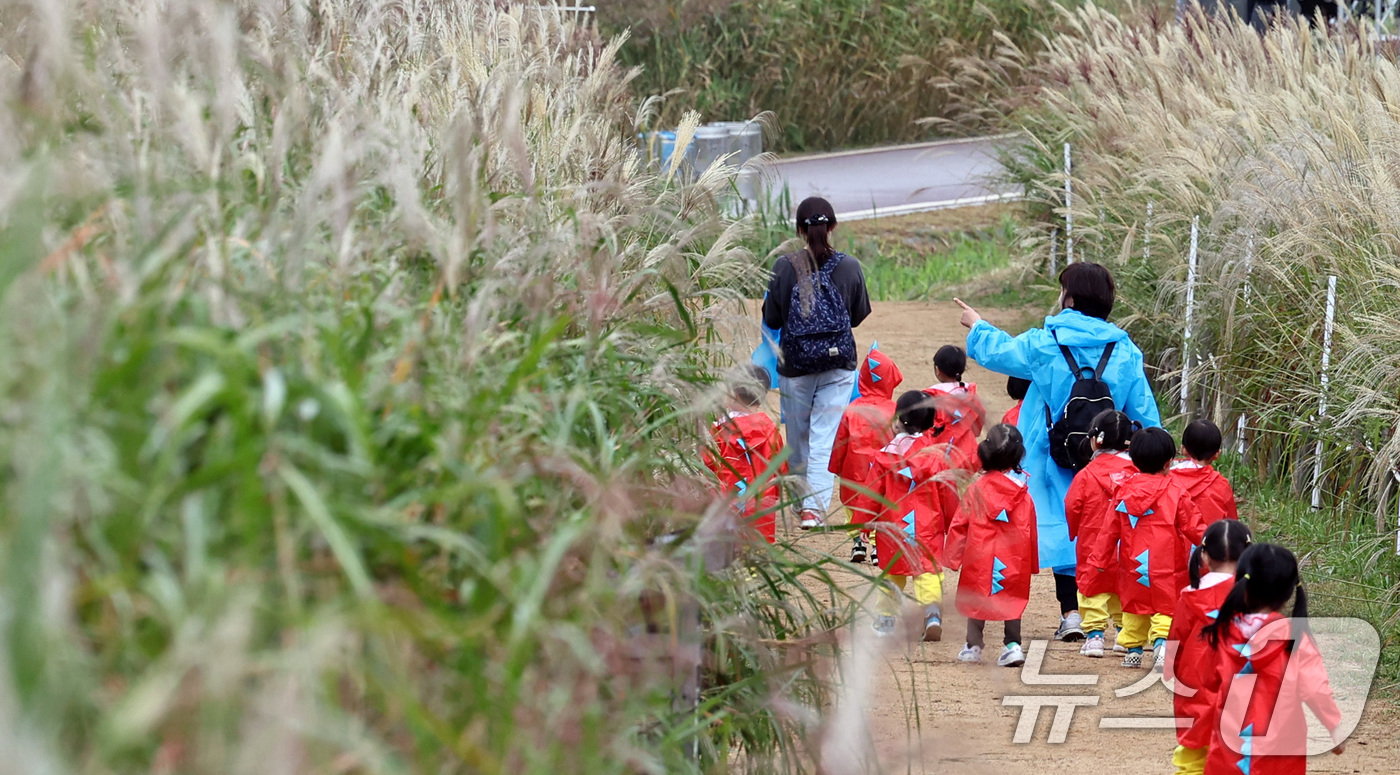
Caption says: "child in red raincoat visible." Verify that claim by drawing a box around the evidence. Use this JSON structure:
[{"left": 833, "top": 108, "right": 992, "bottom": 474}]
[
  {"left": 830, "top": 344, "right": 904, "bottom": 565},
  {"left": 1171, "top": 420, "right": 1239, "bottom": 524},
  {"left": 924, "top": 345, "right": 987, "bottom": 472},
  {"left": 1164, "top": 519, "right": 1254, "bottom": 775},
  {"left": 946, "top": 423, "right": 1037, "bottom": 668},
  {"left": 1086, "top": 427, "right": 1206, "bottom": 671},
  {"left": 1002, "top": 376, "right": 1030, "bottom": 426},
  {"left": 702, "top": 365, "right": 786, "bottom": 543},
  {"left": 1199, "top": 543, "right": 1346, "bottom": 775},
  {"left": 1065, "top": 410, "right": 1138, "bottom": 658},
  {"left": 869, "top": 391, "right": 960, "bottom": 641}
]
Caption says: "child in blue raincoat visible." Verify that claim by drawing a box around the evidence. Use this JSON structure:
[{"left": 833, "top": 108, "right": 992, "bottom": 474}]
[{"left": 954, "top": 262, "right": 1162, "bottom": 641}]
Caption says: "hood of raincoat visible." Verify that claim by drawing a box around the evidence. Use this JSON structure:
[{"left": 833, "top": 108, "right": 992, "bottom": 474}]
[
  {"left": 1181, "top": 572, "right": 1233, "bottom": 619},
  {"left": 977, "top": 469, "right": 1032, "bottom": 514},
  {"left": 1043, "top": 309, "right": 1134, "bottom": 347},
  {"left": 857, "top": 346, "right": 903, "bottom": 402},
  {"left": 1170, "top": 462, "right": 1227, "bottom": 499},
  {"left": 1114, "top": 471, "right": 1174, "bottom": 516}
]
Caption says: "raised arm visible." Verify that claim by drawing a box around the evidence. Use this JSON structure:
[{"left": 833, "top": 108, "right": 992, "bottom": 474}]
[{"left": 963, "top": 317, "right": 1040, "bottom": 381}]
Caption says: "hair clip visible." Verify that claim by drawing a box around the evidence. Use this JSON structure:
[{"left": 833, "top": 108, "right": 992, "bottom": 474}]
[{"left": 1243, "top": 573, "right": 1251, "bottom": 580}]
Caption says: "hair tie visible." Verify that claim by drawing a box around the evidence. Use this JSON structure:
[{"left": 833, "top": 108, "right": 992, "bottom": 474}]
[
  {"left": 1244, "top": 573, "right": 1251, "bottom": 580},
  {"left": 801, "top": 214, "right": 830, "bottom": 227}
]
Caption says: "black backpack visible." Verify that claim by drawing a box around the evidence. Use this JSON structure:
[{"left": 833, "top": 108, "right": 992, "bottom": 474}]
[
  {"left": 1045, "top": 333, "right": 1117, "bottom": 471},
  {"left": 782, "top": 253, "right": 856, "bottom": 374}
]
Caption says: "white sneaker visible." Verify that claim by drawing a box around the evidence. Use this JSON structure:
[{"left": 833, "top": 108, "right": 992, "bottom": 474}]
[
  {"left": 1121, "top": 651, "right": 1144, "bottom": 668},
  {"left": 1154, "top": 643, "right": 1167, "bottom": 673},
  {"left": 798, "top": 511, "right": 823, "bottom": 530},
  {"left": 1080, "top": 634, "right": 1106, "bottom": 658},
  {"left": 1054, "top": 612, "right": 1085, "bottom": 642},
  {"left": 1113, "top": 642, "right": 1128, "bottom": 653},
  {"left": 998, "top": 643, "right": 1026, "bottom": 667},
  {"left": 872, "top": 614, "right": 897, "bottom": 637},
  {"left": 958, "top": 643, "right": 983, "bottom": 663}
]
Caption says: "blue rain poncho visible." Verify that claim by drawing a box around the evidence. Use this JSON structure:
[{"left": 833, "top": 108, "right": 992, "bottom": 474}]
[{"left": 966, "top": 309, "right": 1162, "bottom": 569}]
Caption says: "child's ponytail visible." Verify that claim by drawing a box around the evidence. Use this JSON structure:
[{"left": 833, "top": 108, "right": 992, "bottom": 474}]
[
  {"left": 1289, "top": 583, "right": 1310, "bottom": 654},
  {"left": 1202, "top": 542, "right": 1303, "bottom": 650},
  {"left": 1203, "top": 577, "right": 1251, "bottom": 648},
  {"left": 1188, "top": 545, "right": 1205, "bottom": 589}
]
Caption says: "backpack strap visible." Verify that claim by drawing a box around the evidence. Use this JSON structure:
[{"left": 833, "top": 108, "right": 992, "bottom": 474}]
[
  {"left": 1093, "top": 341, "right": 1117, "bottom": 380},
  {"left": 1051, "top": 330, "right": 1090, "bottom": 377}
]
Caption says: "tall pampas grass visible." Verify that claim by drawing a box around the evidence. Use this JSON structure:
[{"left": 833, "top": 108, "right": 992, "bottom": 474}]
[
  {"left": 973, "top": 5, "right": 1400, "bottom": 519},
  {"left": 0, "top": 1, "right": 867, "bottom": 772}
]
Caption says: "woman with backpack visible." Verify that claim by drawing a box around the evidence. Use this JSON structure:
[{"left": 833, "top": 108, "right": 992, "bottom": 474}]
[
  {"left": 955, "top": 262, "right": 1160, "bottom": 640},
  {"left": 763, "top": 197, "right": 872, "bottom": 529}
]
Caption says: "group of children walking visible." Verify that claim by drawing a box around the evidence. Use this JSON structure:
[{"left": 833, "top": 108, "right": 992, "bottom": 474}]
[{"left": 706, "top": 344, "right": 1346, "bottom": 774}]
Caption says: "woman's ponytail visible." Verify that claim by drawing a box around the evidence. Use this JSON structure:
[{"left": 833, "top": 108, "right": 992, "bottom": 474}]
[
  {"left": 1189, "top": 545, "right": 1204, "bottom": 589},
  {"left": 795, "top": 197, "right": 836, "bottom": 265}
]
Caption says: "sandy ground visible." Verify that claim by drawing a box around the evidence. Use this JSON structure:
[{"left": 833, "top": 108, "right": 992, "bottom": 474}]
[{"left": 732, "top": 300, "right": 1399, "bottom": 774}]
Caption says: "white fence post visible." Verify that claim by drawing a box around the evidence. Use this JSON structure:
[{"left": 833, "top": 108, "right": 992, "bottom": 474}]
[
  {"left": 1049, "top": 228, "right": 1059, "bottom": 277},
  {"left": 1064, "top": 143, "right": 1073, "bottom": 264},
  {"left": 1311, "top": 275, "right": 1338, "bottom": 510},
  {"left": 1144, "top": 200, "right": 1153, "bottom": 262},
  {"left": 1236, "top": 235, "right": 1253, "bottom": 456},
  {"left": 1180, "top": 216, "right": 1199, "bottom": 417}
]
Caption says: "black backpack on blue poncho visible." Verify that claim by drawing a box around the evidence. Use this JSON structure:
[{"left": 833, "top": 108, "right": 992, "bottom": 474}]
[{"left": 1045, "top": 332, "right": 1117, "bottom": 471}]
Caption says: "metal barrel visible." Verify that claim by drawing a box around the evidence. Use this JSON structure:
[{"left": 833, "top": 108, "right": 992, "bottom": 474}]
[{"left": 692, "top": 126, "right": 731, "bottom": 177}]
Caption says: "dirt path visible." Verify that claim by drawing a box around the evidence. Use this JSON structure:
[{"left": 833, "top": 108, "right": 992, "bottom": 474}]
[{"left": 737, "top": 300, "right": 1397, "bottom": 774}]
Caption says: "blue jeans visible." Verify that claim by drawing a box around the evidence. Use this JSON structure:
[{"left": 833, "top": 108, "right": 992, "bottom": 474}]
[{"left": 779, "top": 368, "right": 858, "bottom": 516}]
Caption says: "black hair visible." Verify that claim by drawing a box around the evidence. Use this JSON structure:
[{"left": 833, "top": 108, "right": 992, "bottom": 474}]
[
  {"left": 1183, "top": 419, "right": 1224, "bottom": 461},
  {"left": 895, "top": 390, "right": 936, "bottom": 435},
  {"left": 977, "top": 423, "right": 1025, "bottom": 473},
  {"left": 1202, "top": 543, "right": 1308, "bottom": 653},
  {"left": 1188, "top": 518, "right": 1254, "bottom": 588},
  {"left": 1006, "top": 376, "right": 1031, "bottom": 402},
  {"left": 729, "top": 364, "right": 770, "bottom": 407},
  {"left": 934, "top": 345, "right": 967, "bottom": 386},
  {"left": 795, "top": 197, "right": 837, "bottom": 265},
  {"left": 1128, "top": 427, "right": 1175, "bottom": 474},
  {"left": 1089, "top": 410, "right": 1136, "bottom": 453},
  {"left": 1058, "top": 262, "right": 1116, "bottom": 320}
]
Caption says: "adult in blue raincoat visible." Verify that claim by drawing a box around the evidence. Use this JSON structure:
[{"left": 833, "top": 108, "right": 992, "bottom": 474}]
[{"left": 955, "top": 262, "right": 1161, "bottom": 641}]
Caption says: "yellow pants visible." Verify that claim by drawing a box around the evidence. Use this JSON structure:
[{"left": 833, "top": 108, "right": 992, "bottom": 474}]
[
  {"left": 1172, "top": 744, "right": 1207, "bottom": 775},
  {"left": 1119, "top": 611, "right": 1172, "bottom": 649},
  {"left": 878, "top": 572, "right": 944, "bottom": 616},
  {"left": 1078, "top": 591, "right": 1123, "bottom": 636}
]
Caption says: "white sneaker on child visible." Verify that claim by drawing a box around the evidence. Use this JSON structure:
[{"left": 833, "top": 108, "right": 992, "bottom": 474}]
[
  {"left": 1054, "top": 612, "right": 1085, "bottom": 642},
  {"left": 998, "top": 643, "right": 1026, "bottom": 668},
  {"left": 799, "top": 511, "right": 823, "bottom": 530},
  {"left": 1080, "top": 634, "right": 1106, "bottom": 658},
  {"left": 1113, "top": 642, "right": 1128, "bottom": 653},
  {"left": 872, "top": 614, "right": 897, "bottom": 637},
  {"left": 1154, "top": 643, "right": 1167, "bottom": 673},
  {"left": 957, "top": 643, "right": 983, "bottom": 663},
  {"left": 1121, "top": 651, "right": 1144, "bottom": 668}
]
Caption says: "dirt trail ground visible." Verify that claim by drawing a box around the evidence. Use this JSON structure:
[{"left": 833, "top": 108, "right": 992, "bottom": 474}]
[{"left": 736, "top": 300, "right": 1398, "bottom": 774}]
